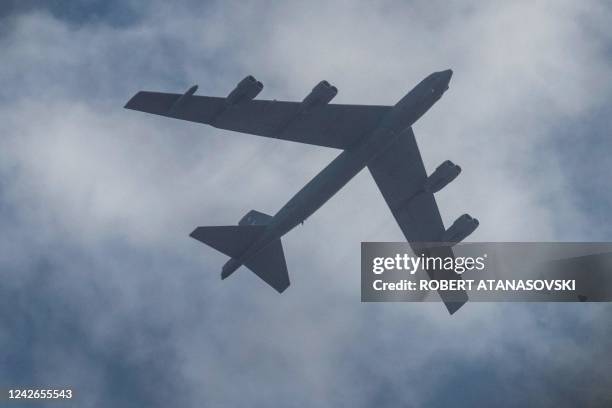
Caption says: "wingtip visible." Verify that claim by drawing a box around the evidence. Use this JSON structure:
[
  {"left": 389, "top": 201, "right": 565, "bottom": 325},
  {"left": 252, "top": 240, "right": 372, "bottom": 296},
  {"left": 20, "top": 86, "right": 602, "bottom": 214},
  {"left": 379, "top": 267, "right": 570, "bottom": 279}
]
[
  {"left": 445, "top": 301, "right": 466, "bottom": 315},
  {"left": 276, "top": 283, "right": 290, "bottom": 294},
  {"left": 123, "top": 93, "right": 140, "bottom": 110},
  {"left": 189, "top": 227, "right": 201, "bottom": 239}
]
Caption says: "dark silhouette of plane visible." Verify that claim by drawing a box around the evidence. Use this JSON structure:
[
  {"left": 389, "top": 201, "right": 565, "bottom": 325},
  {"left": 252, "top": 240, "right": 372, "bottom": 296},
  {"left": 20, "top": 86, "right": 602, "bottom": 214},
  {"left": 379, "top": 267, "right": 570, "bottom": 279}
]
[{"left": 125, "top": 70, "right": 478, "bottom": 314}]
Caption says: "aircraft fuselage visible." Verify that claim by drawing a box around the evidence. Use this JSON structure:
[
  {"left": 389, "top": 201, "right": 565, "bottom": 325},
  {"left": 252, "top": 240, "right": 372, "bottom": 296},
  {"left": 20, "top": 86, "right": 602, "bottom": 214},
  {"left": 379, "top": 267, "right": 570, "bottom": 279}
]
[{"left": 222, "top": 70, "right": 453, "bottom": 278}]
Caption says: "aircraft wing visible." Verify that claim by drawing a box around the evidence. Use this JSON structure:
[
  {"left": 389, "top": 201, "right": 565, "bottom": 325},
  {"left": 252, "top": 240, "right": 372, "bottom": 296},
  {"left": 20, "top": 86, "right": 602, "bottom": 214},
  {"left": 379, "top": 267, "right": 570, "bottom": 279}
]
[
  {"left": 125, "top": 91, "right": 391, "bottom": 149},
  {"left": 367, "top": 127, "right": 468, "bottom": 314}
]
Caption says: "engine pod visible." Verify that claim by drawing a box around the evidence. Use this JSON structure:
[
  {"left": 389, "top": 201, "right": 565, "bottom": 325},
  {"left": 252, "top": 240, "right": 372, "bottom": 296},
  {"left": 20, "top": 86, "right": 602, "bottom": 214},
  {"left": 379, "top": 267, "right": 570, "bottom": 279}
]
[
  {"left": 441, "top": 214, "right": 479, "bottom": 244},
  {"left": 226, "top": 75, "right": 263, "bottom": 105},
  {"left": 424, "top": 160, "right": 461, "bottom": 193},
  {"left": 300, "top": 80, "right": 337, "bottom": 112}
]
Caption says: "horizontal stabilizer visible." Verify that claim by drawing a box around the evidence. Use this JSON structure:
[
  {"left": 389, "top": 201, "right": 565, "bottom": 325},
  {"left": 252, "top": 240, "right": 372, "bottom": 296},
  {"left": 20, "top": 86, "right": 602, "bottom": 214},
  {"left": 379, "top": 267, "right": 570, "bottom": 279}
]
[
  {"left": 190, "top": 225, "right": 265, "bottom": 259},
  {"left": 245, "top": 239, "right": 290, "bottom": 293},
  {"left": 190, "top": 216, "right": 290, "bottom": 293}
]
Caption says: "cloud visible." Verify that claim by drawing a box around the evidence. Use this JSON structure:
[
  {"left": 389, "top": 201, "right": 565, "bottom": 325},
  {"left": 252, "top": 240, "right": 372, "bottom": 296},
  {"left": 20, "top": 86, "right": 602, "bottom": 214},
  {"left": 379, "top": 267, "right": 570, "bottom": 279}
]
[{"left": 1, "top": 1, "right": 611, "bottom": 407}]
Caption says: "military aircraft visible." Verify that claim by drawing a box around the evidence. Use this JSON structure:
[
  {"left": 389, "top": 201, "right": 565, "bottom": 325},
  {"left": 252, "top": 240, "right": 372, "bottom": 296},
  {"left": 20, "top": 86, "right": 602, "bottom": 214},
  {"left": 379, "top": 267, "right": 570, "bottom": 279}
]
[{"left": 125, "top": 70, "right": 478, "bottom": 314}]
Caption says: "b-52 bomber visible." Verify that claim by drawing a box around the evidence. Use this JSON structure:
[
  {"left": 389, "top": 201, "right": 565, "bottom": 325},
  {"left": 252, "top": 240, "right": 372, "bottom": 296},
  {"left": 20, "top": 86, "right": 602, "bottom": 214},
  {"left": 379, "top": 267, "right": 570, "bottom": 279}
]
[{"left": 125, "top": 69, "right": 478, "bottom": 314}]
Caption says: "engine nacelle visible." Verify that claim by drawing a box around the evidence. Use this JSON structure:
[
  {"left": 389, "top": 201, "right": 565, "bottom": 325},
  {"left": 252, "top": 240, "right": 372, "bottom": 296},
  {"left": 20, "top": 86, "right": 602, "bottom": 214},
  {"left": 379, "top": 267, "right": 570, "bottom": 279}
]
[
  {"left": 226, "top": 75, "right": 263, "bottom": 105},
  {"left": 301, "top": 80, "right": 338, "bottom": 111},
  {"left": 441, "top": 214, "right": 479, "bottom": 244},
  {"left": 424, "top": 160, "right": 461, "bottom": 193}
]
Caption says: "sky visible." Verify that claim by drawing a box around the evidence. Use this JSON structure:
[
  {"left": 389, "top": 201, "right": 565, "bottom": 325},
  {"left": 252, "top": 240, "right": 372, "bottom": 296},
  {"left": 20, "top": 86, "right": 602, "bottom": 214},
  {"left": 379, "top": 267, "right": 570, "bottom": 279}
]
[{"left": 1, "top": 0, "right": 612, "bottom": 406}]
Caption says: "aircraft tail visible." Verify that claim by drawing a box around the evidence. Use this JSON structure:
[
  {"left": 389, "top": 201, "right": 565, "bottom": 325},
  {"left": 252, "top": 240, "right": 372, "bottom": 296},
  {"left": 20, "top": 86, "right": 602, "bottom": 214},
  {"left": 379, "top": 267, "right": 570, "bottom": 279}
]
[{"left": 190, "top": 210, "right": 290, "bottom": 293}]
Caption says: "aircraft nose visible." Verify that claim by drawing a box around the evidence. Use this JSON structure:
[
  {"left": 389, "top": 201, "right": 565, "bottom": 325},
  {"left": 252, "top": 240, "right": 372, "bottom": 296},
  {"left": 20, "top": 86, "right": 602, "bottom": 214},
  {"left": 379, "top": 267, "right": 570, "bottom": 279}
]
[{"left": 437, "top": 69, "right": 452, "bottom": 91}]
